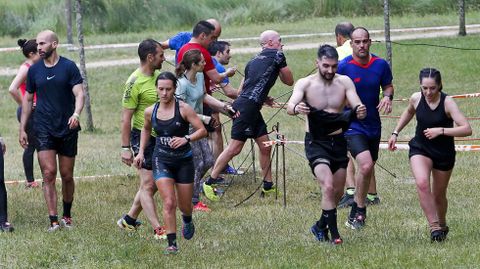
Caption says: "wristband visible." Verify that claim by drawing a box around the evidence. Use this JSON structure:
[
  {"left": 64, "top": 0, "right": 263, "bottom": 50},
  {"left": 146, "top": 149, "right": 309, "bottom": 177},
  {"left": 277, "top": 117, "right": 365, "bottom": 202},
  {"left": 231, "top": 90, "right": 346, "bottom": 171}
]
[
  {"left": 293, "top": 103, "right": 299, "bottom": 114},
  {"left": 73, "top": 112, "right": 80, "bottom": 119},
  {"left": 442, "top": 128, "right": 444, "bottom": 135},
  {"left": 121, "top": 147, "right": 131, "bottom": 152},
  {"left": 184, "top": 135, "right": 191, "bottom": 142},
  {"left": 391, "top": 131, "right": 399, "bottom": 137}
]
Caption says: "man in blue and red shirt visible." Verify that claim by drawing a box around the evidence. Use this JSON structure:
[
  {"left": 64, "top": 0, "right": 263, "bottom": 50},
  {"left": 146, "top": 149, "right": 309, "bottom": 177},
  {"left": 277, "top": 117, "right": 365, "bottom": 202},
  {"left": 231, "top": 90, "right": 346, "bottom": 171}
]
[{"left": 337, "top": 27, "right": 395, "bottom": 230}]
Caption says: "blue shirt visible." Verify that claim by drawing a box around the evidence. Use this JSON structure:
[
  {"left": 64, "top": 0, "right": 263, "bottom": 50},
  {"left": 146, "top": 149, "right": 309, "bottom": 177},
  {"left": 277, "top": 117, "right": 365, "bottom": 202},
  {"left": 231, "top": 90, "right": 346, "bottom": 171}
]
[
  {"left": 176, "top": 73, "right": 205, "bottom": 114},
  {"left": 337, "top": 54, "right": 393, "bottom": 138},
  {"left": 239, "top": 48, "right": 287, "bottom": 106},
  {"left": 168, "top": 32, "right": 192, "bottom": 63},
  {"left": 212, "top": 58, "right": 229, "bottom": 85},
  {"left": 26, "top": 56, "right": 83, "bottom": 136}
]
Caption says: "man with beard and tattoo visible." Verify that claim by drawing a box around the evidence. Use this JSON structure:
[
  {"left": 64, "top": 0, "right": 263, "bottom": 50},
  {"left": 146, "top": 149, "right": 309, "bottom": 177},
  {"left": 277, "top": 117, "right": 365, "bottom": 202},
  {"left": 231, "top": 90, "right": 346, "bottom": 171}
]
[{"left": 287, "top": 44, "right": 366, "bottom": 244}]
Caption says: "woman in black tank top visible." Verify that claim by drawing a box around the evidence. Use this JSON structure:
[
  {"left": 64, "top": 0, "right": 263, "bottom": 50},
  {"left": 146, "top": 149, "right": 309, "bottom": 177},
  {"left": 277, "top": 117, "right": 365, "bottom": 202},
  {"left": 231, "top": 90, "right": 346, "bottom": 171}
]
[
  {"left": 133, "top": 72, "right": 207, "bottom": 254},
  {"left": 387, "top": 68, "right": 472, "bottom": 242}
]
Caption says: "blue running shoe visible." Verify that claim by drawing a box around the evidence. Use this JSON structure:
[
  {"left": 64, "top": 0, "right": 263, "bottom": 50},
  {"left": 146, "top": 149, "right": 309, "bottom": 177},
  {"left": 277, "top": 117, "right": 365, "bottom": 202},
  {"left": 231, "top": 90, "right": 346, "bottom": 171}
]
[
  {"left": 311, "top": 224, "right": 329, "bottom": 242},
  {"left": 182, "top": 221, "right": 195, "bottom": 240}
]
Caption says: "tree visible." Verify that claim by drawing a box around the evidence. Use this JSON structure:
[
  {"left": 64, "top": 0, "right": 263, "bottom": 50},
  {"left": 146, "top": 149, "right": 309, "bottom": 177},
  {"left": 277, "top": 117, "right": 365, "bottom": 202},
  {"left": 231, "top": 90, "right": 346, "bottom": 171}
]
[
  {"left": 459, "top": 0, "right": 466, "bottom": 36},
  {"left": 65, "top": 0, "right": 74, "bottom": 45},
  {"left": 383, "top": 0, "right": 393, "bottom": 70},
  {"left": 75, "top": 0, "right": 94, "bottom": 131}
]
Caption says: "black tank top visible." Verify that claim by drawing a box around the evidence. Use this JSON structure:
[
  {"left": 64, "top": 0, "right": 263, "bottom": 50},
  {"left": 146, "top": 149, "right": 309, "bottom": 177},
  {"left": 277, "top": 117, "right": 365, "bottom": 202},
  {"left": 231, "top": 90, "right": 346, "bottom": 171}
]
[
  {"left": 152, "top": 100, "right": 191, "bottom": 160},
  {"left": 414, "top": 92, "right": 454, "bottom": 154},
  {"left": 306, "top": 102, "right": 355, "bottom": 139}
]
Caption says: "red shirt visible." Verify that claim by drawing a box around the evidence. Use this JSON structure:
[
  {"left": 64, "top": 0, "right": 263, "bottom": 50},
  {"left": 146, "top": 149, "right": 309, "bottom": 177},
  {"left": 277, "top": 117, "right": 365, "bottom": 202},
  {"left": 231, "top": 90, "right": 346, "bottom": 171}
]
[
  {"left": 177, "top": 43, "right": 215, "bottom": 94},
  {"left": 19, "top": 62, "right": 37, "bottom": 105}
]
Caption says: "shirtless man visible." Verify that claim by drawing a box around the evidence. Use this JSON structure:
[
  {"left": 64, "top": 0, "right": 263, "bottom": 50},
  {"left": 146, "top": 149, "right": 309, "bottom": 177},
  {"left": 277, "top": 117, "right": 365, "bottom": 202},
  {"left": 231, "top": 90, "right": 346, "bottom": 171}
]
[{"left": 287, "top": 44, "right": 366, "bottom": 244}]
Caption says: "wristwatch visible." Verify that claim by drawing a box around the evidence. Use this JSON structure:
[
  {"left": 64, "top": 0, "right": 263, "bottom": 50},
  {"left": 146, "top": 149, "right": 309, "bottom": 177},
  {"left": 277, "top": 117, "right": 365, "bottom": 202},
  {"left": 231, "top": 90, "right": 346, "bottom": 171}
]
[
  {"left": 383, "top": 93, "right": 393, "bottom": 101},
  {"left": 184, "top": 135, "right": 191, "bottom": 142}
]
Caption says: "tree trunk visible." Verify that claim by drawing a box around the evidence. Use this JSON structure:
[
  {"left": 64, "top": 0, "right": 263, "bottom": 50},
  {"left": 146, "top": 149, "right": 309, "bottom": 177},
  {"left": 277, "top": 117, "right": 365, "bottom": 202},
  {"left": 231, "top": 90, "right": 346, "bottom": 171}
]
[
  {"left": 75, "top": 0, "right": 94, "bottom": 131},
  {"left": 459, "top": 0, "right": 467, "bottom": 36},
  {"left": 65, "top": 0, "right": 73, "bottom": 46},
  {"left": 383, "top": 0, "right": 392, "bottom": 71}
]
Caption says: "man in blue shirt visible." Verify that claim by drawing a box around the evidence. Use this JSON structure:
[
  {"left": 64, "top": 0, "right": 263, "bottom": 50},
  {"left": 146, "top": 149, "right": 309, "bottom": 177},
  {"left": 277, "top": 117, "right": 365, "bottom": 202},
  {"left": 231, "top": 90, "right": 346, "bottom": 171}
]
[
  {"left": 20, "top": 30, "right": 84, "bottom": 232},
  {"left": 337, "top": 27, "right": 394, "bottom": 230}
]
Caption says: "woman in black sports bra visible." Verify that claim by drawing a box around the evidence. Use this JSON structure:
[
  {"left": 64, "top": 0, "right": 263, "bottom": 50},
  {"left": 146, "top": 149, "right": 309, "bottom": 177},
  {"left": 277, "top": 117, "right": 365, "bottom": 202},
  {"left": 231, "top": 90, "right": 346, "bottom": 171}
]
[
  {"left": 388, "top": 68, "right": 471, "bottom": 242},
  {"left": 133, "top": 72, "right": 207, "bottom": 254}
]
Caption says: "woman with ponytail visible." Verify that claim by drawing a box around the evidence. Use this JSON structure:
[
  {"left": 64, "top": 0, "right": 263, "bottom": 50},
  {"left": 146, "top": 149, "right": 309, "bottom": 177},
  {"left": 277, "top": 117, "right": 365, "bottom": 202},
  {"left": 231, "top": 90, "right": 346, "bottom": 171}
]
[{"left": 8, "top": 39, "right": 40, "bottom": 188}]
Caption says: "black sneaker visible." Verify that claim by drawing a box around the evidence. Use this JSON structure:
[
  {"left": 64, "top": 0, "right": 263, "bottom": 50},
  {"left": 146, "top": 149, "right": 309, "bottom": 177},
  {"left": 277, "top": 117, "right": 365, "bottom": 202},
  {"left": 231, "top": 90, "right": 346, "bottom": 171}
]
[
  {"left": 206, "top": 176, "right": 226, "bottom": 186},
  {"left": 338, "top": 193, "right": 354, "bottom": 208},
  {"left": 310, "top": 224, "right": 329, "bottom": 242},
  {"left": 431, "top": 230, "right": 446, "bottom": 242},
  {"left": 365, "top": 196, "right": 381, "bottom": 206},
  {"left": 345, "top": 213, "right": 366, "bottom": 230},
  {"left": 0, "top": 222, "right": 14, "bottom": 232}
]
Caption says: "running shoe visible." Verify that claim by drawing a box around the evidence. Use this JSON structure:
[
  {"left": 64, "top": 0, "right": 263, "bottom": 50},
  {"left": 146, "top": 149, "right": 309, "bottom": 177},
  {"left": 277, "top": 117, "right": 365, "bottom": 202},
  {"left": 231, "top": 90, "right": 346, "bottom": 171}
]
[
  {"left": 223, "top": 165, "right": 244, "bottom": 175},
  {"left": 182, "top": 221, "right": 195, "bottom": 240},
  {"left": 60, "top": 216, "right": 73, "bottom": 230},
  {"left": 345, "top": 213, "right": 366, "bottom": 230},
  {"left": 207, "top": 176, "right": 226, "bottom": 186},
  {"left": 261, "top": 185, "right": 278, "bottom": 197},
  {"left": 431, "top": 230, "right": 446, "bottom": 242},
  {"left": 310, "top": 224, "right": 329, "bottom": 242},
  {"left": 117, "top": 215, "right": 142, "bottom": 231},
  {"left": 202, "top": 182, "right": 220, "bottom": 202},
  {"left": 331, "top": 237, "right": 343, "bottom": 245},
  {"left": 0, "top": 222, "right": 14, "bottom": 232},
  {"left": 48, "top": 222, "right": 61, "bottom": 232},
  {"left": 193, "top": 201, "right": 211, "bottom": 212},
  {"left": 338, "top": 193, "right": 354, "bottom": 208},
  {"left": 164, "top": 245, "right": 178, "bottom": 255},
  {"left": 153, "top": 226, "right": 167, "bottom": 240},
  {"left": 365, "top": 196, "right": 381, "bottom": 206},
  {"left": 25, "top": 181, "right": 39, "bottom": 188}
]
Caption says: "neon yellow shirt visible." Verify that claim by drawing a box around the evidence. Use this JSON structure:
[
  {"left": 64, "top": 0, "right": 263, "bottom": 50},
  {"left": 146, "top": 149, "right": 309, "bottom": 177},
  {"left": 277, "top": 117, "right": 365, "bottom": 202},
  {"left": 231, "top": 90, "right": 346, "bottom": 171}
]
[
  {"left": 122, "top": 68, "right": 160, "bottom": 130},
  {"left": 337, "top": 41, "right": 353, "bottom": 61}
]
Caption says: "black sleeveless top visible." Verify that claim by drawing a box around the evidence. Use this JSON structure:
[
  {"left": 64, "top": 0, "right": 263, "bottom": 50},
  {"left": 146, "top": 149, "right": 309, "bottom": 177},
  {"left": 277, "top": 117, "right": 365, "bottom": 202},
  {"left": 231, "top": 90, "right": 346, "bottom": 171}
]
[
  {"left": 306, "top": 102, "right": 356, "bottom": 139},
  {"left": 414, "top": 92, "right": 454, "bottom": 154},
  {"left": 152, "top": 100, "right": 192, "bottom": 160}
]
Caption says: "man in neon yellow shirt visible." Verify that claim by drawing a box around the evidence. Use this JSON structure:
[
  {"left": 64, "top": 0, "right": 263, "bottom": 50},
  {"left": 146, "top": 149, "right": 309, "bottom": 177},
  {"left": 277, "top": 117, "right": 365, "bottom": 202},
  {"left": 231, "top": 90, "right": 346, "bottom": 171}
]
[{"left": 117, "top": 39, "right": 166, "bottom": 240}]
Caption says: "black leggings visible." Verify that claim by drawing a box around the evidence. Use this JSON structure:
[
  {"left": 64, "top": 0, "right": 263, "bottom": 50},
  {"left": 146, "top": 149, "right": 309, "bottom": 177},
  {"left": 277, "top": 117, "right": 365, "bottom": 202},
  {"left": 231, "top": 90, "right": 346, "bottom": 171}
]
[
  {"left": 17, "top": 107, "right": 36, "bottom": 182},
  {"left": 0, "top": 151, "right": 8, "bottom": 223}
]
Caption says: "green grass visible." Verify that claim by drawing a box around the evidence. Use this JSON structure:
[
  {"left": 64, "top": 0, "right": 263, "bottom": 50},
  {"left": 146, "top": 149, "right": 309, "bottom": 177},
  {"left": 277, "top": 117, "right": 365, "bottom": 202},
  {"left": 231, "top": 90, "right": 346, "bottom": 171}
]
[{"left": 1, "top": 32, "right": 480, "bottom": 267}]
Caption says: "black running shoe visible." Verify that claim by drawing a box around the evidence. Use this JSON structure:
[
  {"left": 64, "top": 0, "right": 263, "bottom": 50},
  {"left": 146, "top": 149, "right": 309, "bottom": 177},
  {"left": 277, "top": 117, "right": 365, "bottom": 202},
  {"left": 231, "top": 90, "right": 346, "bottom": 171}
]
[
  {"left": 338, "top": 193, "right": 354, "bottom": 208},
  {"left": 345, "top": 213, "right": 366, "bottom": 230},
  {"left": 431, "top": 230, "right": 446, "bottom": 242}
]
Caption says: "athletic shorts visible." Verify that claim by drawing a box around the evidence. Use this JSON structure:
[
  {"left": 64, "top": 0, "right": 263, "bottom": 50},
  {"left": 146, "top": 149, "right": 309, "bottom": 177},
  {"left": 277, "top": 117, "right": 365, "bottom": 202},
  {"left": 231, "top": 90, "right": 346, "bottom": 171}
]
[
  {"left": 346, "top": 134, "right": 380, "bottom": 162},
  {"left": 408, "top": 138, "right": 455, "bottom": 171},
  {"left": 35, "top": 131, "right": 78, "bottom": 157},
  {"left": 231, "top": 98, "right": 267, "bottom": 142},
  {"left": 130, "top": 128, "right": 155, "bottom": 170},
  {"left": 202, "top": 104, "right": 216, "bottom": 133},
  {"left": 153, "top": 157, "right": 194, "bottom": 184},
  {"left": 305, "top": 132, "right": 348, "bottom": 174}
]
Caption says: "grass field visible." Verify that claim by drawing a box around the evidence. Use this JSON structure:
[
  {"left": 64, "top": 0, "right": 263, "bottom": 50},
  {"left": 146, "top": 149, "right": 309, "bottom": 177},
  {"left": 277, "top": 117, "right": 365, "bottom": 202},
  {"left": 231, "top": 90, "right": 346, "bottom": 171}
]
[{"left": 1, "top": 25, "right": 480, "bottom": 268}]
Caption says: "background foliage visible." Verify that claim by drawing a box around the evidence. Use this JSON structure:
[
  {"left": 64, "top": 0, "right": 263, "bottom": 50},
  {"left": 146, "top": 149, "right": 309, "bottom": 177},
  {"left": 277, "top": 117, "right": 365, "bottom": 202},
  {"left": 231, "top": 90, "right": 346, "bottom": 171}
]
[{"left": 1, "top": 0, "right": 480, "bottom": 37}]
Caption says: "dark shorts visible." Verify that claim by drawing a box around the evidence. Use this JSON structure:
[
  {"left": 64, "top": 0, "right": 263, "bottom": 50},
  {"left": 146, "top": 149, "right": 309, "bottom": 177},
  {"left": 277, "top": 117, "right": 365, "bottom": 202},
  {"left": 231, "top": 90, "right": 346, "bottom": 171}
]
[
  {"left": 153, "top": 157, "right": 194, "bottom": 184},
  {"left": 305, "top": 132, "right": 348, "bottom": 174},
  {"left": 130, "top": 128, "right": 155, "bottom": 170},
  {"left": 346, "top": 134, "right": 380, "bottom": 162},
  {"left": 203, "top": 105, "right": 216, "bottom": 133},
  {"left": 35, "top": 131, "right": 78, "bottom": 157},
  {"left": 231, "top": 98, "right": 267, "bottom": 142},
  {"left": 408, "top": 138, "right": 455, "bottom": 171}
]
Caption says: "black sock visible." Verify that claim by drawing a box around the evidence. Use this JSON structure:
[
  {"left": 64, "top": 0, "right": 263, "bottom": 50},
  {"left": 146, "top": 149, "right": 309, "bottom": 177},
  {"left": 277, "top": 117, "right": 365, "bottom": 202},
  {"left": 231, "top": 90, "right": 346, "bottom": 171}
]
[
  {"left": 349, "top": 202, "right": 358, "bottom": 219},
  {"left": 324, "top": 208, "right": 340, "bottom": 239},
  {"left": 263, "top": 181, "right": 273, "bottom": 190},
  {"left": 167, "top": 233, "right": 177, "bottom": 247},
  {"left": 182, "top": 215, "right": 192, "bottom": 223},
  {"left": 357, "top": 206, "right": 367, "bottom": 216},
  {"left": 63, "top": 200, "right": 73, "bottom": 218},
  {"left": 49, "top": 215, "right": 58, "bottom": 224},
  {"left": 124, "top": 214, "right": 137, "bottom": 226},
  {"left": 316, "top": 210, "right": 328, "bottom": 230},
  {"left": 205, "top": 176, "right": 215, "bottom": 185}
]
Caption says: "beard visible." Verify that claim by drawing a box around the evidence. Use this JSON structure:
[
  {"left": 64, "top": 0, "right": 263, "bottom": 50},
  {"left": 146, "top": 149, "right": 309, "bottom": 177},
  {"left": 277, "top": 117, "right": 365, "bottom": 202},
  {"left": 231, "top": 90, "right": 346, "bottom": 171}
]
[
  {"left": 41, "top": 49, "right": 54, "bottom": 59},
  {"left": 320, "top": 71, "right": 334, "bottom": 81}
]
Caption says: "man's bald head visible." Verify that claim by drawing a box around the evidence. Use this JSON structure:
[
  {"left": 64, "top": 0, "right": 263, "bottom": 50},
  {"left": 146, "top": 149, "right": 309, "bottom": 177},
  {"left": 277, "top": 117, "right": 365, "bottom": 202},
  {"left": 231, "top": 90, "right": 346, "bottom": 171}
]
[
  {"left": 260, "top": 30, "right": 282, "bottom": 50},
  {"left": 206, "top": 18, "right": 221, "bottom": 38},
  {"left": 37, "top": 30, "right": 59, "bottom": 44}
]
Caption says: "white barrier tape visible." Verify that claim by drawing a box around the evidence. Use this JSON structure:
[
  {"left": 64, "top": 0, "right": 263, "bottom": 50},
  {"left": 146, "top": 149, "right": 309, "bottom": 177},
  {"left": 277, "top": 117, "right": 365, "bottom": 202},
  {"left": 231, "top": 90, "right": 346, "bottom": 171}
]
[
  {"left": 5, "top": 173, "right": 130, "bottom": 185},
  {"left": 379, "top": 143, "right": 480, "bottom": 152}
]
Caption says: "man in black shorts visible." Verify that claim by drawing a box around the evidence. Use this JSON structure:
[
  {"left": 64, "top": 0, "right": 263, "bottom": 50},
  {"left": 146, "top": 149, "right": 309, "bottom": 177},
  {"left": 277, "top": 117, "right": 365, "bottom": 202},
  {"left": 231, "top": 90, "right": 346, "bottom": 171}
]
[
  {"left": 203, "top": 30, "right": 293, "bottom": 200},
  {"left": 287, "top": 44, "right": 366, "bottom": 244},
  {"left": 20, "top": 30, "right": 84, "bottom": 232}
]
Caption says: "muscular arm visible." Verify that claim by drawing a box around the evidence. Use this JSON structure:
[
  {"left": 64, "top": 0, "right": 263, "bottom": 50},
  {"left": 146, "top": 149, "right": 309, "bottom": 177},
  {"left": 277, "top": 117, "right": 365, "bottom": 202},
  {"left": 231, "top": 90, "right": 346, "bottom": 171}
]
[
  {"left": 443, "top": 97, "right": 472, "bottom": 137},
  {"left": 133, "top": 106, "right": 153, "bottom": 168},
  {"left": 286, "top": 78, "right": 307, "bottom": 115},
  {"left": 388, "top": 93, "right": 417, "bottom": 150},
  {"left": 377, "top": 84, "right": 394, "bottom": 114},
  {"left": 279, "top": 66, "right": 294, "bottom": 86},
  {"left": 19, "top": 92, "right": 34, "bottom": 148},
  {"left": 206, "top": 67, "right": 236, "bottom": 84},
  {"left": 344, "top": 77, "right": 366, "bottom": 119},
  {"left": 182, "top": 102, "right": 207, "bottom": 142},
  {"left": 8, "top": 64, "right": 29, "bottom": 105},
  {"left": 218, "top": 83, "right": 238, "bottom": 99},
  {"left": 121, "top": 109, "right": 135, "bottom": 147},
  {"left": 67, "top": 83, "right": 85, "bottom": 129}
]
